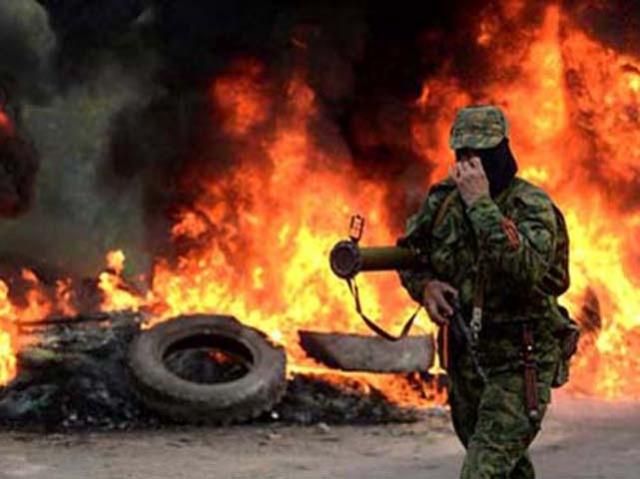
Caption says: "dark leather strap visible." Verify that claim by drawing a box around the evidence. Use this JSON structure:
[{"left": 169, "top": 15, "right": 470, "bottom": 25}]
[
  {"left": 346, "top": 278, "right": 421, "bottom": 342},
  {"left": 342, "top": 190, "right": 455, "bottom": 342}
]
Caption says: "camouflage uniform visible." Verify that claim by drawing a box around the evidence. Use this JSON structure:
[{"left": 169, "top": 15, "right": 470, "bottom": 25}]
[{"left": 399, "top": 106, "right": 564, "bottom": 478}]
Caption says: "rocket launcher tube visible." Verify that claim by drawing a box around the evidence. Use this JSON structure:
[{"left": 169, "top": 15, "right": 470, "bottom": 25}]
[
  {"left": 328, "top": 215, "right": 426, "bottom": 341},
  {"left": 329, "top": 240, "right": 423, "bottom": 280}
]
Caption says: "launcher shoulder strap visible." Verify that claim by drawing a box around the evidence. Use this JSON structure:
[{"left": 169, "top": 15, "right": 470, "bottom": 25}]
[
  {"left": 345, "top": 188, "right": 458, "bottom": 341},
  {"left": 432, "top": 189, "right": 459, "bottom": 231},
  {"left": 346, "top": 277, "right": 421, "bottom": 341}
]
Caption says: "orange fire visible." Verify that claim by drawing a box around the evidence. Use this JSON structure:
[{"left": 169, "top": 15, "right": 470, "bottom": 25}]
[
  {"left": 0, "top": 2, "right": 638, "bottom": 407},
  {"left": 148, "top": 71, "right": 432, "bottom": 405},
  {"left": 0, "top": 282, "right": 17, "bottom": 382}
]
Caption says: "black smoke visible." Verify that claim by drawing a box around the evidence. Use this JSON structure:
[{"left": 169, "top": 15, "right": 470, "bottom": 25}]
[
  {"left": 32, "top": 0, "right": 640, "bottom": 251},
  {"left": 55, "top": 1, "right": 529, "bottom": 239},
  {"left": 0, "top": 133, "right": 39, "bottom": 218},
  {"left": 564, "top": 0, "right": 640, "bottom": 56},
  {"left": 0, "top": 2, "right": 54, "bottom": 104},
  {"left": 36, "top": 0, "right": 148, "bottom": 88}
]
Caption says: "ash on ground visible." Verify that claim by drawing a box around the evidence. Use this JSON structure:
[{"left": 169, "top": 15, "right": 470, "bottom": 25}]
[
  {"left": 270, "top": 374, "right": 422, "bottom": 425},
  {"left": 0, "top": 313, "right": 433, "bottom": 432}
]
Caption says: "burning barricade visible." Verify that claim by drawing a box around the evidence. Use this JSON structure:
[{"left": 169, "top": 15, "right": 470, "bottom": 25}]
[{"left": 0, "top": 0, "right": 639, "bottom": 432}]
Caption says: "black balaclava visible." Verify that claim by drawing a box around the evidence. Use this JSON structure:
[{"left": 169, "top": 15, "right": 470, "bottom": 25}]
[{"left": 456, "top": 138, "right": 518, "bottom": 198}]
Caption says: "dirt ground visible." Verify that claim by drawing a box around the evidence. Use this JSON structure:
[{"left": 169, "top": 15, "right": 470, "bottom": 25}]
[{"left": 0, "top": 391, "right": 638, "bottom": 479}]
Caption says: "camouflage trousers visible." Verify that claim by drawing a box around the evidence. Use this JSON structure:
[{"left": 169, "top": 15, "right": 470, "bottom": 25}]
[{"left": 448, "top": 356, "right": 556, "bottom": 479}]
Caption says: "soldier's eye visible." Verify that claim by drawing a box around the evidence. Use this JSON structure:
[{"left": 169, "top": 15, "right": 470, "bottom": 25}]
[
  {"left": 455, "top": 149, "right": 470, "bottom": 162},
  {"left": 456, "top": 150, "right": 475, "bottom": 162}
]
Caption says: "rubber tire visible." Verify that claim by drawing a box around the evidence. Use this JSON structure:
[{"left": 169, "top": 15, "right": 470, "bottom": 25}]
[{"left": 128, "top": 314, "right": 287, "bottom": 424}]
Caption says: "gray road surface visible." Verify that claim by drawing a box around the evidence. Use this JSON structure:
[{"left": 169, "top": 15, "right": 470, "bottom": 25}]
[{"left": 0, "top": 393, "right": 638, "bottom": 479}]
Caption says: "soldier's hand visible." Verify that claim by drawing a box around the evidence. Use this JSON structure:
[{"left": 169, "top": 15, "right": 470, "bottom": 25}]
[
  {"left": 422, "top": 280, "right": 458, "bottom": 326},
  {"left": 449, "top": 157, "right": 490, "bottom": 206}
]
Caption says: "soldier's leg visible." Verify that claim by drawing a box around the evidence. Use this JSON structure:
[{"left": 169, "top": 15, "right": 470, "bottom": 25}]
[
  {"left": 459, "top": 368, "right": 553, "bottom": 479},
  {"left": 449, "top": 372, "right": 482, "bottom": 449},
  {"left": 448, "top": 361, "right": 483, "bottom": 447}
]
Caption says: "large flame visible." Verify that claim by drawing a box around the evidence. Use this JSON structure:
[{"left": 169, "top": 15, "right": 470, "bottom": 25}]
[
  {"left": 148, "top": 70, "right": 433, "bottom": 404},
  {"left": 0, "top": 2, "right": 639, "bottom": 405}
]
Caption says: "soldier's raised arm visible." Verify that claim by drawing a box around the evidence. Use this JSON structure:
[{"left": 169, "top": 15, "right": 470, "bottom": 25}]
[{"left": 466, "top": 185, "right": 557, "bottom": 292}]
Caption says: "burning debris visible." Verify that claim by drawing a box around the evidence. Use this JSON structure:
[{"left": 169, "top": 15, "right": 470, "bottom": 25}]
[
  {"left": 0, "top": 311, "right": 424, "bottom": 431},
  {"left": 273, "top": 374, "right": 422, "bottom": 426},
  {"left": 299, "top": 331, "right": 434, "bottom": 374},
  {"left": 128, "top": 314, "right": 287, "bottom": 425},
  {"left": 0, "top": 312, "right": 149, "bottom": 431}
]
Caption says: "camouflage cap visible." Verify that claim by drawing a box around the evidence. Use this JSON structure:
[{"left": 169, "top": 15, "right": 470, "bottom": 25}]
[{"left": 449, "top": 105, "right": 509, "bottom": 150}]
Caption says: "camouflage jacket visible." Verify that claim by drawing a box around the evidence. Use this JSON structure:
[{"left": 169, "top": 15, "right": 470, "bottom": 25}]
[{"left": 399, "top": 177, "right": 563, "bottom": 366}]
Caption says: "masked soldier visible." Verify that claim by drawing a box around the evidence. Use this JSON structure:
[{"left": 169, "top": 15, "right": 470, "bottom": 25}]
[{"left": 399, "top": 105, "right": 571, "bottom": 478}]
